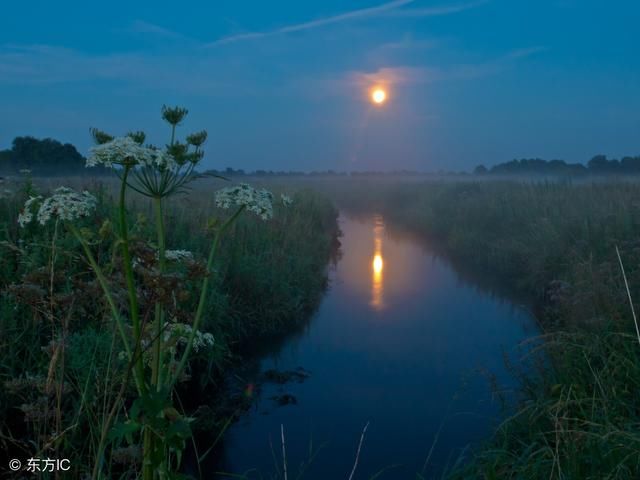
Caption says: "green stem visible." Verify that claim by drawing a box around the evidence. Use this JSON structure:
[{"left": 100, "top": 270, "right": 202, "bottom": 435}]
[
  {"left": 68, "top": 224, "right": 144, "bottom": 394},
  {"left": 118, "top": 166, "right": 147, "bottom": 393},
  {"left": 168, "top": 205, "right": 245, "bottom": 390},
  {"left": 152, "top": 196, "right": 166, "bottom": 391}
]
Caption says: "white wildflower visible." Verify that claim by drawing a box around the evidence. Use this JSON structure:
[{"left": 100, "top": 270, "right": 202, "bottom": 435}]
[
  {"left": 87, "top": 137, "right": 178, "bottom": 170},
  {"left": 214, "top": 183, "right": 274, "bottom": 220},
  {"left": 19, "top": 169, "right": 31, "bottom": 175},
  {"left": 18, "top": 187, "right": 97, "bottom": 227},
  {"left": 164, "top": 249, "right": 194, "bottom": 262},
  {"left": 280, "top": 194, "right": 293, "bottom": 206},
  {"left": 163, "top": 322, "right": 215, "bottom": 352},
  {"left": 18, "top": 195, "right": 42, "bottom": 227}
]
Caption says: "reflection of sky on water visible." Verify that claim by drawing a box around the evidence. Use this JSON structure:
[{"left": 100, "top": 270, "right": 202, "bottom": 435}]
[{"left": 217, "top": 213, "right": 538, "bottom": 479}]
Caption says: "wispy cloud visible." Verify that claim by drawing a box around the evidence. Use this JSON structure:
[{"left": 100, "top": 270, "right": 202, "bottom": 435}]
[
  {"left": 504, "top": 46, "right": 549, "bottom": 60},
  {"left": 206, "top": 0, "right": 487, "bottom": 47},
  {"left": 385, "top": 0, "right": 489, "bottom": 17},
  {"left": 343, "top": 45, "right": 546, "bottom": 89},
  {"left": 128, "top": 20, "right": 194, "bottom": 42},
  {"left": 375, "top": 36, "right": 440, "bottom": 53}
]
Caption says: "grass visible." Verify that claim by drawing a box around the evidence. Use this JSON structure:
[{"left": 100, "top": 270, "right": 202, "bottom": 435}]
[
  {"left": 324, "top": 177, "right": 640, "bottom": 478},
  {"left": 0, "top": 174, "right": 338, "bottom": 478},
  {"left": 5, "top": 171, "right": 640, "bottom": 478}
]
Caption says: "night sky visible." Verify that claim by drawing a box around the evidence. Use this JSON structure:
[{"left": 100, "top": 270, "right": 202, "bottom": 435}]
[{"left": 1, "top": 0, "right": 638, "bottom": 171}]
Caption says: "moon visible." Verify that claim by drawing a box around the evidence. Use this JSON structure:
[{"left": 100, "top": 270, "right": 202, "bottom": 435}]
[{"left": 371, "top": 88, "right": 387, "bottom": 105}]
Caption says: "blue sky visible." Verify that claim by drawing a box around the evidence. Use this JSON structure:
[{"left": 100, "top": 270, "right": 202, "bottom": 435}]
[{"left": 1, "top": 0, "right": 638, "bottom": 171}]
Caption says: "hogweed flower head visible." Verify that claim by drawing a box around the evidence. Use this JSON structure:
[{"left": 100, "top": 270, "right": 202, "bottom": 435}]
[
  {"left": 161, "top": 105, "right": 188, "bottom": 127},
  {"left": 126, "top": 130, "right": 146, "bottom": 145},
  {"left": 87, "top": 137, "right": 178, "bottom": 171},
  {"left": 215, "top": 183, "right": 274, "bottom": 221},
  {"left": 90, "top": 128, "right": 114, "bottom": 145},
  {"left": 37, "top": 187, "right": 97, "bottom": 225},
  {"left": 18, "top": 195, "right": 42, "bottom": 227},
  {"left": 18, "top": 187, "right": 97, "bottom": 227},
  {"left": 186, "top": 130, "right": 207, "bottom": 148},
  {"left": 163, "top": 322, "right": 215, "bottom": 353}
]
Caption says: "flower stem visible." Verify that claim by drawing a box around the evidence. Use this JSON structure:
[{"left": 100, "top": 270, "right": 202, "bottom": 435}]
[
  {"left": 152, "top": 196, "right": 166, "bottom": 391},
  {"left": 118, "top": 166, "right": 147, "bottom": 393},
  {"left": 168, "top": 205, "right": 245, "bottom": 390},
  {"left": 68, "top": 224, "right": 144, "bottom": 394}
]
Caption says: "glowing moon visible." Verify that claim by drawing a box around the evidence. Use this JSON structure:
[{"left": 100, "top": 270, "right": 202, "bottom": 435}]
[{"left": 371, "top": 88, "right": 387, "bottom": 105}]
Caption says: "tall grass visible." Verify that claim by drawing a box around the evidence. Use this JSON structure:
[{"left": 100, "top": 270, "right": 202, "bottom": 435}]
[{"left": 0, "top": 174, "right": 338, "bottom": 478}]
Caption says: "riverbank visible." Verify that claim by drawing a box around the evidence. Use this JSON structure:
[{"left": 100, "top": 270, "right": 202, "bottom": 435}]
[
  {"left": 327, "top": 179, "right": 640, "bottom": 478},
  {"left": 0, "top": 176, "right": 339, "bottom": 477}
]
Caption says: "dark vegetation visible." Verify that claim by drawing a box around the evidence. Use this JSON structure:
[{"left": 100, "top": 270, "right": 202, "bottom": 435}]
[
  {"left": 474, "top": 154, "right": 640, "bottom": 177},
  {"left": 0, "top": 136, "right": 108, "bottom": 176},
  {"left": 0, "top": 174, "right": 338, "bottom": 478}
]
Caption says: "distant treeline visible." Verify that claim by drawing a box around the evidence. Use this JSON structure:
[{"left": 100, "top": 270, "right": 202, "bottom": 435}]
[
  {"left": 201, "top": 167, "right": 454, "bottom": 177},
  {"left": 2, "top": 136, "right": 639, "bottom": 178},
  {"left": 0, "top": 136, "right": 107, "bottom": 176},
  {"left": 474, "top": 155, "right": 640, "bottom": 176}
]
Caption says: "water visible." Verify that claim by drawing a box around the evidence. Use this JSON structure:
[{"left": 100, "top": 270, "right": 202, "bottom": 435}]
[{"left": 215, "top": 213, "right": 537, "bottom": 479}]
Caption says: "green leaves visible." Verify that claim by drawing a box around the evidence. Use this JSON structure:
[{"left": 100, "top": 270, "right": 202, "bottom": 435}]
[
  {"left": 109, "top": 419, "right": 141, "bottom": 445},
  {"left": 110, "top": 389, "right": 193, "bottom": 473}
]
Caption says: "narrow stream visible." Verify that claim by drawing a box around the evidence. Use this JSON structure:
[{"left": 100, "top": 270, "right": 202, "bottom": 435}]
[{"left": 215, "top": 213, "right": 537, "bottom": 479}]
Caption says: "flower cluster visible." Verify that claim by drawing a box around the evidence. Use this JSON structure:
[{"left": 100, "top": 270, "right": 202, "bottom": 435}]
[
  {"left": 163, "top": 322, "right": 215, "bottom": 353},
  {"left": 18, "top": 187, "right": 97, "bottom": 227},
  {"left": 280, "top": 194, "right": 293, "bottom": 206},
  {"left": 87, "top": 137, "right": 178, "bottom": 171},
  {"left": 214, "top": 183, "right": 274, "bottom": 220},
  {"left": 164, "top": 249, "right": 194, "bottom": 262},
  {"left": 17, "top": 196, "right": 41, "bottom": 227}
]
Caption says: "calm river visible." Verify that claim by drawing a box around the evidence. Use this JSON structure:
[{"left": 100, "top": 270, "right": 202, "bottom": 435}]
[{"left": 215, "top": 213, "right": 537, "bottom": 478}]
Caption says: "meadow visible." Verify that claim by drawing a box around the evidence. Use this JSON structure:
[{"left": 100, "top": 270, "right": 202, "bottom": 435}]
[
  {"left": 0, "top": 167, "right": 338, "bottom": 479},
  {"left": 3, "top": 165, "right": 640, "bottom": 479}
]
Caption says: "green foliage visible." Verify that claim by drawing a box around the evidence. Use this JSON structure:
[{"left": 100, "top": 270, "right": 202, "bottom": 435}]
[
  {"left": 476, "top": 154, "right": 640, "bottom": 177},
  {"left": 0, "top": 173, "right": 338, "bottom": 478},
  {"left": 0, "top": 136, "right": 90, "bottom": 175}
]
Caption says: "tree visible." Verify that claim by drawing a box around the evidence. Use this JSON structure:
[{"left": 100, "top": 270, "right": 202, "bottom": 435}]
[
  {"left": 473, "top": 164, "right": 488, "bottom": 175},
  {"left": 0, "top": 136, "right": 87, "bottom": 175}
]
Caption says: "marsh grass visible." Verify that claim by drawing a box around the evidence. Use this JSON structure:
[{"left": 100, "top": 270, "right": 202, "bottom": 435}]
[
  {"left": 0, "top": 174, "right": 338, "bottom": 478},
  {"left": 6, "top": 171, "right": 640, "bottom": 478}
]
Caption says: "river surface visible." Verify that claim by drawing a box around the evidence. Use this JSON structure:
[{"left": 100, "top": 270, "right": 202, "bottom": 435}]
[{"left": 215, "top": 213, "right": 537, "bottom": 479}]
